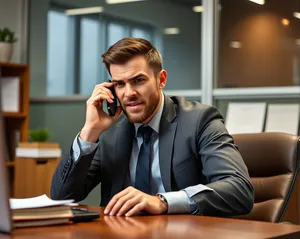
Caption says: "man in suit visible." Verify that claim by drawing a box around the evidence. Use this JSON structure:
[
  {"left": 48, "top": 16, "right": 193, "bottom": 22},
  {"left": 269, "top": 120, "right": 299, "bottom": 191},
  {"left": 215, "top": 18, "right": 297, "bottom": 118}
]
[{"left": 51, "top": 38, "right": 254, "bottom": 217}]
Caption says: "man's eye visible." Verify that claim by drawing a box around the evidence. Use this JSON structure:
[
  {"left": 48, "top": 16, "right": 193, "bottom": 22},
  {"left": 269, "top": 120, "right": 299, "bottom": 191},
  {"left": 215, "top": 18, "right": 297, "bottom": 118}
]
[
  {"left": 116, "top": 82, "right": 124, "bottom": 86},
  {"left": 135, "top": 78, "right": 144, "bottom": 83}
]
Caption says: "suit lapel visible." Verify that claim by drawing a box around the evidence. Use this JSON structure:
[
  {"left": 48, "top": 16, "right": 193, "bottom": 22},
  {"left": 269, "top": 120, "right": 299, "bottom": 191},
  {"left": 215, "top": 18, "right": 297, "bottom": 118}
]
[
  {"left": 159, "top": 96, "right": 177, "bottom": 192},
  {"left": 111, "top": 116, "right": 135, "bottom": 196}
]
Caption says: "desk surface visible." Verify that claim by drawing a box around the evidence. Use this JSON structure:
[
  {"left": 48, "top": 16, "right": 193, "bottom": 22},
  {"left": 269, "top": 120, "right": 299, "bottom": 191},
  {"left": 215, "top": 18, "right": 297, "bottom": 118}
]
[{"left": 2, "top": 206, "right": 300, "bottom": 239}]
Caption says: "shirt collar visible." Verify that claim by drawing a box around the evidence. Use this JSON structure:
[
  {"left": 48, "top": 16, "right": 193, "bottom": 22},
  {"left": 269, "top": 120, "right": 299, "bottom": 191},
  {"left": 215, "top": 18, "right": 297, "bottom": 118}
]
[{"left": 134, "top": 91, "right": 164, "bottom": 136}]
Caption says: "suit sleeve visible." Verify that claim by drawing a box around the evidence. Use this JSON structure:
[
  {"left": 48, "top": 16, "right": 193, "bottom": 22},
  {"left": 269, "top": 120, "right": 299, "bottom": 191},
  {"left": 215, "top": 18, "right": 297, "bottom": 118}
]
[
  {"left": 50, "top": 141, "right": 102, "bottom": 202},
  {"left": 191, "top": 106, "right": 254, "bottom": 217}
]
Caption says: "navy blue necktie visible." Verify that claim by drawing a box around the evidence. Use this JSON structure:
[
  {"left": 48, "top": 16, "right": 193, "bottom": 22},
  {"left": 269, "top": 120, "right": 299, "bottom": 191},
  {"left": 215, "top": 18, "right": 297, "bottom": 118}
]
[{"left": 135, "top": 126, "right": 153, "bottom": 194}]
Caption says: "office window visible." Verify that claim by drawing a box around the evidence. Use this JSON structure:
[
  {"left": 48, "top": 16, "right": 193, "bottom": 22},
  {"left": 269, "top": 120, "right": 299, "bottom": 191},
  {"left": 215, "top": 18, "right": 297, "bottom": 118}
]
[
  {"left": 80, "top": 18, "right": 101, "bottom": 95},
  {"left": 131, "top": 28, "right": 151, "bottom": 41},
  {"left": 47, "top": 8, "right": 155, "bottom": 96},
  {"left": 108, "top": 23, "right": 127, "bottom": 46},
  {"left": 47, "top": 10, "right": 74, "bottom": 96}
]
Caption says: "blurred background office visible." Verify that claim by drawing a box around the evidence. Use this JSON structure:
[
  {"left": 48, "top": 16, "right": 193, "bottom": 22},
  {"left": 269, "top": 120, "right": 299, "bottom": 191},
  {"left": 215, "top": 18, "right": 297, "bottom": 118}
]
[{"left": 0, "top": 0, "right": 299, "bottom": 205}]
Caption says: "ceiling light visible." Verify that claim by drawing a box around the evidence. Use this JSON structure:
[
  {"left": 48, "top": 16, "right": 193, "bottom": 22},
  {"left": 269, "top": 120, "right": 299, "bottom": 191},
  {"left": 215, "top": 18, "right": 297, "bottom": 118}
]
[
  {"left": 249, "top": 0, "right": 265, "bottom": 5},
  {"left": 282, "top": 18, "right": 290, "bottom": 26},
  {"left": 192, "top": 5, "right": 222, "bottom": 13},
  {"left": 294, "top": 12, "right": 300, "bottom": 19},
  {"left": 65, "top": 7, "right": 103, "bottom": 15},
  {"left": 193, "top": 5, "right": 204, "bottom": 13},
  {"left": 106, "top": 0, "right": 146, "bottom": 4},
  {"left": 164, "top": 28, "right": 180, "bottom": 35}
]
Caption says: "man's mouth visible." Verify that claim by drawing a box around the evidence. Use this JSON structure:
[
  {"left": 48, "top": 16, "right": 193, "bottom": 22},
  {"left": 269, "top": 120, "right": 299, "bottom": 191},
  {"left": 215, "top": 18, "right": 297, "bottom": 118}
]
[
  {"left": 126, "top": 102, "right": 143, "bottom": 111},
  {"left": 126, "top": 102, "right": 142, "bottom": 107}
]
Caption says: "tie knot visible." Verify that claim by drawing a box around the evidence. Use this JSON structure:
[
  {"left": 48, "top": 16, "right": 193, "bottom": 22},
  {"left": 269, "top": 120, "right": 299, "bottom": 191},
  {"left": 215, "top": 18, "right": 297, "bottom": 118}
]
[{"left": 138, "top": 126, "right": 153, "bottom": 142}]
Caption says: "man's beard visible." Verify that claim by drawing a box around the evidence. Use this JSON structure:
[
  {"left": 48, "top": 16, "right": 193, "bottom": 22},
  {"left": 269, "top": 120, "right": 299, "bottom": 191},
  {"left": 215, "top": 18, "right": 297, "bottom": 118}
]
[{"left": 121, "top": 94, "right": 160, "bottom": 123}]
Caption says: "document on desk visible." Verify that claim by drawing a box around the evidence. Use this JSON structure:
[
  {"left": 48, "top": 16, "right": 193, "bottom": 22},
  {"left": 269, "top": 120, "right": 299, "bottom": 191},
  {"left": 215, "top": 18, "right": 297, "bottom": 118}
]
[
  {"left": 10, "top": 195, "right": 76, "bottom": 228},
  {"left": 265, "top": 104, "right": 300, "bottom": 135},
  {"left": 225, "top": 102, "right": 266, "bottom": 134},
  {"left": 10, "top": 194, "right": 74, "bottom": 210}
]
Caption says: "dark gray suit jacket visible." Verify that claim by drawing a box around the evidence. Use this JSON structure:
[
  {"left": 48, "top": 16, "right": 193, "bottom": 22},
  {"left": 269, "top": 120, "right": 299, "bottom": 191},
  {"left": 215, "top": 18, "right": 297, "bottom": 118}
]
[{"left": 51, "top": 95, "right": 254, "bottom": 217}]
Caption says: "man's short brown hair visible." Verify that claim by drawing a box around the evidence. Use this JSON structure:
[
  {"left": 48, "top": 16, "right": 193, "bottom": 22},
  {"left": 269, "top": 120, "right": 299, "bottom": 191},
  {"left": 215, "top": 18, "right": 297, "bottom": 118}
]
[{"left": 101, "top": 37, "right": 162, "bottom": 77}]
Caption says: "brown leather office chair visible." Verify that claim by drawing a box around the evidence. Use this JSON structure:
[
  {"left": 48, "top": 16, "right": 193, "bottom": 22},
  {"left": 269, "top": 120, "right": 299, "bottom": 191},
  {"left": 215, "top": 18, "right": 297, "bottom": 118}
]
[{"left": 232, "top": 132, "right": 300, "bottom": 223}]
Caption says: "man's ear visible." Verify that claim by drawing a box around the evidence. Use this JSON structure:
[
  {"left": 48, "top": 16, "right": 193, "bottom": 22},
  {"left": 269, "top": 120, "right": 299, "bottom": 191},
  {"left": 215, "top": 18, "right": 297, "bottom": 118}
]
[{"left": 158, "top": 70, "right": 167, "bottom": 89}]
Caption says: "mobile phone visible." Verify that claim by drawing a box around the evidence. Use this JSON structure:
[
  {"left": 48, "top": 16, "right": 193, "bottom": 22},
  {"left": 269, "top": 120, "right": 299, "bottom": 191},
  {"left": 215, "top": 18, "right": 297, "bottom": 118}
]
[
  {"left": 106, "top": 80, "right": 118, "bottom": 116},
  {"left": 71, "top": 208, "right": 100, "bottom": 223}
]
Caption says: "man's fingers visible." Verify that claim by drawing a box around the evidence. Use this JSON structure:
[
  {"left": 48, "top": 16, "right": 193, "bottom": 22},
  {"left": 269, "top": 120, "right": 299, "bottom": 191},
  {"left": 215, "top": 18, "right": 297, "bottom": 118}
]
[
  {"left": 116, "top": 196, "right": 142, "bottom": 216},
  {"left": 104, "top": 187, "right": 133, "bottom": 214},
  {"left": 93, "top": 81, "right": 114, "bottom": 91},
  {"left": 91, "top": 88, "right": 113, "bottom": 104},
  {"left": 93, "top": 83, "right": 115, "bottom": 99},
  {"left": 104, "top": 187, "right": 152, "bottom": 216},
  {"left": 93, "top": 86, "right": 115, "bottom": 100},
  {"left": 88, "top": 93, "right": 112, "bottom": 105},
  {"left": 109, "top": 191, "right": 138, "bottom": 216},
  {"left": 125, "top": 201, "right": 146, "bottom": 217}
]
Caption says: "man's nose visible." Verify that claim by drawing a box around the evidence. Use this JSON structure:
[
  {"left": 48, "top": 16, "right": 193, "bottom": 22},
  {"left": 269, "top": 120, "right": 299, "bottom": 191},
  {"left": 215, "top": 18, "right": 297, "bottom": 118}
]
[{"left": 124, "top": 85, "right": 137, "bottom": 98}]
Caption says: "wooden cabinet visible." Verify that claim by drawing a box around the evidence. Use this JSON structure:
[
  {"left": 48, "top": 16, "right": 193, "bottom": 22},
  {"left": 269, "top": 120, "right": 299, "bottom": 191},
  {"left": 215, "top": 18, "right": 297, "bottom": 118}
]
[
  {"left": 14, "top": 157, "right": 59, "bottom": 198},
  {"left": 0, "top": 62, "right": 29, "bottom": 197},
  {"left": 13, "top": 142, "right": 61, "bottom": 198}
]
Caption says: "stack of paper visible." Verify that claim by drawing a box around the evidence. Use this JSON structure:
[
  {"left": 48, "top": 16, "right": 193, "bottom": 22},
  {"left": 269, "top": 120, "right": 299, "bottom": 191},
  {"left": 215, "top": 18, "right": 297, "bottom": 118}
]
[
  {"left": 10, "top": 195, "right": 74, "bottom": 228},
  {"left": 15, "top": 148, "right": 62, "bottom": 158},
  {"left": 15, "top": 142, "right": 62, "bottom": 158}
]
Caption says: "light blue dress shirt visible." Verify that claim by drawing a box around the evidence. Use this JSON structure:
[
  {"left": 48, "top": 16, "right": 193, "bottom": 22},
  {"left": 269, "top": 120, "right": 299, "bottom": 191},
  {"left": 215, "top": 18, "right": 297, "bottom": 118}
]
[{"left": 72, "top": 92, "right": 213, "bottom": 214}]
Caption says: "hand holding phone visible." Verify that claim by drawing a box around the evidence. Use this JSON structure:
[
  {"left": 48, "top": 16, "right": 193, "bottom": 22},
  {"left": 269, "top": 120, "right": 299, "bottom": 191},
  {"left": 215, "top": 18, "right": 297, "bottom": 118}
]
[
  {"left": 106, "top": 80, "right": 118, "bottom": 116},
  {"left": 80, "top": 80, "right": 120, "bottom": 142}
]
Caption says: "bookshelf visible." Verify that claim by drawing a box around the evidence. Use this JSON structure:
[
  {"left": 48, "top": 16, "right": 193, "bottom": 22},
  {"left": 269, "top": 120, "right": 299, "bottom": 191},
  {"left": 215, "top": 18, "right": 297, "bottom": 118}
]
[{"left": 0, "top": 62, "right": 29, "bottom": 197}]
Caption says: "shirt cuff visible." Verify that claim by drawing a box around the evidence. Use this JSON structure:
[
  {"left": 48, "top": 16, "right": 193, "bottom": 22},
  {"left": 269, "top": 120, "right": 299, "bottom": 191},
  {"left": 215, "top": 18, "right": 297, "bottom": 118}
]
[
  {"left": 159, "top": 185, "right": 215, "bottom": 214},
  {"left": 159, "top": 191, "right": 190, "bottom": 214},
  {"left": 72, "top": 132, "right": 99, "bottom": 162}
]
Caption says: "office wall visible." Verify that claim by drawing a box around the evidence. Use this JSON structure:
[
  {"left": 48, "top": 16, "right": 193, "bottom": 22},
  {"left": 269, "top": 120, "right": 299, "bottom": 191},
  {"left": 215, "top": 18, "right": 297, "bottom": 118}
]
[{"left": 0, "top": 0, "right": 28, "bottom": 63}]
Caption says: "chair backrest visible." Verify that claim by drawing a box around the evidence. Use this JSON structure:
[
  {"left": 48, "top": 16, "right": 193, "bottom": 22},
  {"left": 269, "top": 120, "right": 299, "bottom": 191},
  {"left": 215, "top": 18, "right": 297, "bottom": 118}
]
[{"left": 232, "top": 132, "right": 300, "bottom": 223}]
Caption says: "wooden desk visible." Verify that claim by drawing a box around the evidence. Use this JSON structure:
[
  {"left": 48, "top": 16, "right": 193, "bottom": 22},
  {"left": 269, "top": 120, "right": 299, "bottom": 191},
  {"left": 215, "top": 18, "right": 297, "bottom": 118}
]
[{"left": 2, "top": 207, "right": 300, "bottom": 239}]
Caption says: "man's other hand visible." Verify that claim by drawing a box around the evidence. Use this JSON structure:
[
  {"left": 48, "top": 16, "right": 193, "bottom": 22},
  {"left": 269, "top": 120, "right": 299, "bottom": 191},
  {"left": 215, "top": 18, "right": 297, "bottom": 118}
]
[{"left": 104, "top": 186, "right": 168, "bottom": 216}]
